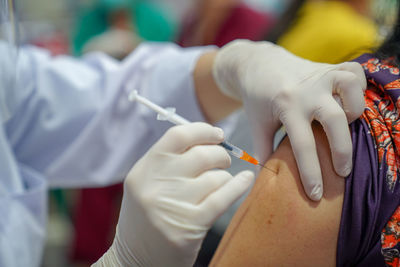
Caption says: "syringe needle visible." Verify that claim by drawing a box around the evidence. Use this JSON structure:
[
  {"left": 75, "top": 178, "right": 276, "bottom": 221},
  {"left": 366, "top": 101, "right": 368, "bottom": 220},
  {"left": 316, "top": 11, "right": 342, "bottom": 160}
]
[
  {"left": 257, "top": 163, "right": 278, "bottom": 174},
  {"left": 221, "top": 141, "right": 278, "bottom": 174}
]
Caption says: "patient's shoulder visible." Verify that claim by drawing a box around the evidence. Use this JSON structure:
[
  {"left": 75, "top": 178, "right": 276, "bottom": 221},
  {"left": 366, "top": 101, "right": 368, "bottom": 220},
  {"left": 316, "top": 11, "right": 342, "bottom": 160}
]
[{"left": 210, "top": 123, "right": 345, "bottom": 266}]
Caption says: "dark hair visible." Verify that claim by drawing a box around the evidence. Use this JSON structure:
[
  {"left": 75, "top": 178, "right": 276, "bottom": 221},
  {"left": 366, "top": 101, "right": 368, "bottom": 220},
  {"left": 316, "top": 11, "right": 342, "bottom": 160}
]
[
  {"left": 375, "top": 2, "right": 400, "bottom": 65},
  {"left": 264, "top": 0, "right": 306, "bottom": 43}
]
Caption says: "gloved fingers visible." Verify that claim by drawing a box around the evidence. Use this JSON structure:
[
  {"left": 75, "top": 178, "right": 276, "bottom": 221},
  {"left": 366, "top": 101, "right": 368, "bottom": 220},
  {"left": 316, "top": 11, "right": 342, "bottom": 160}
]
[
  {"left": 155, "top": 122, "right": 224, "bottom": 153},
  {"left": 282, "top": 113, "right": 323, "bottom": 201},
  {"left": 337, "top": 62, "right": 367, "bottom": 90},
  {"left": 330, "top": 70, "right": 365, "bottom": 123},
  {"left": 314, "top": 98, "right": 353, "bottom": 177},
  {"left": 179, "top": 145, "right": 231, "bottom": 176},
  {"left": 186, "top": 170, "right": 232, "bottom": 204},
  {"left": 196, "top": 170, "right": 254, "bottom": 226}
]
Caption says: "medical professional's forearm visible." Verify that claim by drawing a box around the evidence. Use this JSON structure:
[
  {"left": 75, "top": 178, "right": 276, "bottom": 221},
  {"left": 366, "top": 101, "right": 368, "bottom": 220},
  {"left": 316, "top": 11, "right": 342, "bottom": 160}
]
[
  {"left": 14, "top": 44, "right": 209, "bottom": 188},
  {"left": 193, "top": 51, "right": 242, "bottom": 124}
]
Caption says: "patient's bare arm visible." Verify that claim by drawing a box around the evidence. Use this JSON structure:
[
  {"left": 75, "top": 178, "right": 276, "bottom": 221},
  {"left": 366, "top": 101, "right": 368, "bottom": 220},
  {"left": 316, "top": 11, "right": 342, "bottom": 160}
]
[{"left": 210, "top": 123, "right": 346, "bottom": 266}]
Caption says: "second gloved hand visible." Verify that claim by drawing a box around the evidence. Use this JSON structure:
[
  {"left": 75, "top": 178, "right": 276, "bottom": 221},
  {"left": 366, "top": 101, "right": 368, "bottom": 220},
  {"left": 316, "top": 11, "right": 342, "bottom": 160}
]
[
  {"left": 93, "top": 122, "right": 254, "bottom": 267},
  {"left": 213, "top": 40, "right": 366, "bottom": 201}
]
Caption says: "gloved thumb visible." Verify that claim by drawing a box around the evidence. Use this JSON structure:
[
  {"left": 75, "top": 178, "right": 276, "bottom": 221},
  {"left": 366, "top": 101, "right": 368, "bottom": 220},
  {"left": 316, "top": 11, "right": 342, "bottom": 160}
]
[{"left": 199, "top": 170, "right": 255, "bottom": 226}]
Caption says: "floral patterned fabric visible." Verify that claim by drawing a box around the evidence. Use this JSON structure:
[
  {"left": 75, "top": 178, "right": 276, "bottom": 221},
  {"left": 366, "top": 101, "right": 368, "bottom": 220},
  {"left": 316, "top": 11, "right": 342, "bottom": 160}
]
[{"left": 336, "top": 54, "right": 400, "bottom": 266}]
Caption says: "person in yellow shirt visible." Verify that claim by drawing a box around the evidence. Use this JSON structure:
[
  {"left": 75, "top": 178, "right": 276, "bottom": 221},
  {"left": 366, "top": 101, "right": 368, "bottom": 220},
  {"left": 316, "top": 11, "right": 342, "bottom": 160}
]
[{"left": 267, "top": 0, "right": 378, "bottom": 63}]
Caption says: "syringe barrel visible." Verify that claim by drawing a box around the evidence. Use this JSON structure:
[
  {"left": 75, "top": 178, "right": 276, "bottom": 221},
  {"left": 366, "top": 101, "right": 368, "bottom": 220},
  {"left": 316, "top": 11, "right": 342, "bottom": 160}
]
[
  {"left": 130, "top": 91, "right": 247, "bottom": 160},
  {"left": 168, "top": 113, "right": 190, "bottom": 125},
  {"left": 219, "top": 141, "right": 244, "bottom": 159}
]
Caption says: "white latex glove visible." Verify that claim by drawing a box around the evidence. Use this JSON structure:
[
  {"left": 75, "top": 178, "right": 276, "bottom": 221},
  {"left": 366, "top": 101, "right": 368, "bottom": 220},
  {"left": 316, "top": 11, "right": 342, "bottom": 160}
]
[
  {"left": 93, "top": 122, "right": 255, "bottom": 267},
  {"left": 213, "top": 40, "right": 366, "bottom": 201}
]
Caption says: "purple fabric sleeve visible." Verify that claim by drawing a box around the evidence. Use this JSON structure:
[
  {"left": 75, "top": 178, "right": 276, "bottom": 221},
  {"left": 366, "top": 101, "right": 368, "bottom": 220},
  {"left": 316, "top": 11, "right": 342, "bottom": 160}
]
[{"left": 336, "top": 54, "right": 400, "bottom": 266}]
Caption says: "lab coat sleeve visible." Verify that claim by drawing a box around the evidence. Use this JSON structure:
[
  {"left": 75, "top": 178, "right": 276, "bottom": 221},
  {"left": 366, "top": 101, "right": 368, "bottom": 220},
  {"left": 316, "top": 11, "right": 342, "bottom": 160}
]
[
  {"left": 0, "top": 163, "right": 47, "bottom": 267},
  {"left": 5, "top": 43, "right": 215, "bottom": 188}
]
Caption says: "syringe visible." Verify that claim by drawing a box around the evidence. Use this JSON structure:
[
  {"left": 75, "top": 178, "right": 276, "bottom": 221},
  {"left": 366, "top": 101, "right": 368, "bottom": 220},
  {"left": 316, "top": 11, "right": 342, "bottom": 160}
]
[{"left": 128, "top": 90, "right": 266, "bottom": 169}]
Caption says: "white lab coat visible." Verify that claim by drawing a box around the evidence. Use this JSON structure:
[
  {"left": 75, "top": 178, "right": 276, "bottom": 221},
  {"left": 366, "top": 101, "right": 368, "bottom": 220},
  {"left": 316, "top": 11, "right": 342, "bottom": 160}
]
[{"left": 0, "top": 42, "right": 213, "bottom": 266}]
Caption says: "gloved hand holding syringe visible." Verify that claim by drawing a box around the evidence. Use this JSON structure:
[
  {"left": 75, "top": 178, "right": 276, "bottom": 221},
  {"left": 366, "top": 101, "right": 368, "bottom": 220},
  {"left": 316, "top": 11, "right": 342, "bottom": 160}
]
[
  {"left": 129, "top": 90, "right": 269, "bottom": 170},
  {"left": 95, "top": 90, "right": 256, "bottom": 267}
]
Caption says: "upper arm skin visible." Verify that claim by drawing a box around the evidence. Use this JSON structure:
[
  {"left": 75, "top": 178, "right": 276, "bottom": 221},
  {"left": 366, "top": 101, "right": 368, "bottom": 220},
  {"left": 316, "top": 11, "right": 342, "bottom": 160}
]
[{"left": 210, "top": 123, "right": 346, "bottom": 266}]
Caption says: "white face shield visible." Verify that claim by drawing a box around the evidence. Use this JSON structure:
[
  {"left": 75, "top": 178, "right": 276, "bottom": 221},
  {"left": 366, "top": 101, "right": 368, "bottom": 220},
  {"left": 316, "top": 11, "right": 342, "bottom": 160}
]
[{"left": 0, "top": 0, "right": 19, "bottom": 123}]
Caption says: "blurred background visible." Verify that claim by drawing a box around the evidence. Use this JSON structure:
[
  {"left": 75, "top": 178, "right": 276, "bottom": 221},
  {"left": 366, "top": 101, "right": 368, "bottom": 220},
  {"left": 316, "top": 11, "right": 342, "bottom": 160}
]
[{"left": 12, "top": 0, "right": 398, "bottom": 266}]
